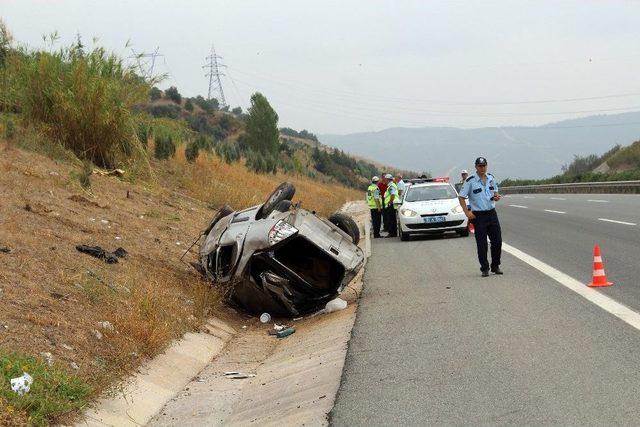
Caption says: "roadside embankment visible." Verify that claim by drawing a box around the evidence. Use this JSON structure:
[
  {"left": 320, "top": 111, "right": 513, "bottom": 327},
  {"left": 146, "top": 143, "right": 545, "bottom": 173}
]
[{"left": 81, "top": 201, "right": 371, "bottom": 426}]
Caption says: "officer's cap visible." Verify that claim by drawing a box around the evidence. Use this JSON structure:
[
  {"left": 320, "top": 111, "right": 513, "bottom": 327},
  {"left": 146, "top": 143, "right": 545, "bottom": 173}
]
[
  {"left": 384, "top": 173, "right": 393, "bottom": 179},
  {"left": 475, "top": 157, "right": 487, "bottom": 166},
  {"left": 372, "top": 176, "right": 379, "bottom": 182},
  {"left": 461, "top": 169, "right": 468, "bottom": 174}
]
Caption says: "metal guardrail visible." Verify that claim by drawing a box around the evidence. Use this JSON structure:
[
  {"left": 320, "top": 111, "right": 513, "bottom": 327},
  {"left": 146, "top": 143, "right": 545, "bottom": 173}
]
[{"left": 500, "top": 180, "right": 640, "bottom": 194}]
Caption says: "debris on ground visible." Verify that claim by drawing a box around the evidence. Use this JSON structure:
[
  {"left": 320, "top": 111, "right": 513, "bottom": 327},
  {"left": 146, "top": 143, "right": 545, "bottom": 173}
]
[
  {"left": 259, "top": 313, "right": 271, "bottom": 323},
  {"left": 224, "top": 372, "right": 256, "bottom": 379},
  {"left": 10, "top": 372, "right": 33, "bottom": 396},
  {"left": 0, "top": 246, "right": 12, "bottom": 253},
  {"left": 92, "top": 168, "right": 125, "bottom": 177},
  {"left": 92, "top": 330, "right": 103, "bottom": 340},
  {"left": 272, "top": 326, "right": 295, "bottom": 339},
  {"left": 75, "top": 245, "right": 128, "bottom": 264},
  {"left": 324, "top": 297, "right": 348, "bottom": 313},
  {"left": 97, "top": 321, "right": 115, "bottom": 331}
]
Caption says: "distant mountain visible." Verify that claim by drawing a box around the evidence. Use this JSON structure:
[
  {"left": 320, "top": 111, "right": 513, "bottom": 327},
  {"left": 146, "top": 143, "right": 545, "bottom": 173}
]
[{"left": 319, "top": 112, "right": 640, "bottom": 180}]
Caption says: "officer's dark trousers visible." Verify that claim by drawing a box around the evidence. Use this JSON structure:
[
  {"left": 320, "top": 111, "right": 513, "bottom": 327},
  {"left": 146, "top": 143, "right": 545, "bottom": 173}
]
[
  {"left": 472, "top": 209, "right": 502, "bottom": 271},
  {"left": 383, "top": 206, "right": 397, "bottom": 237},
  {"left": 370, "top": 208, "right": 382, "bottom": 237}
]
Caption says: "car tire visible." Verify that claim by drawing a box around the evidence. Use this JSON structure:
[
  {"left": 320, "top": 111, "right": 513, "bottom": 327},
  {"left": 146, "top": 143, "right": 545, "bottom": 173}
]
[
  {"left": 259, "top": 182, "right": 296, "bottom": 219},
  {"left": 203, "top": 205, "right": 234, "bottom": 236},
  {"left": 328, "top": 212, "right": 360, "bottom": 245},
  {"left": 400, "top": 231, "right": 410, "bottom": 241},
  {"left": 457, "top": 229, "right": 470, "bottom": 237}
]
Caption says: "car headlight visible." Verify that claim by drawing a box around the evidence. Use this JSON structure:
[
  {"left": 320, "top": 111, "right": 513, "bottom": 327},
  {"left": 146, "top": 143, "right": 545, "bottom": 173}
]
[
  {"left": 268, "top": 220, "right": 298, "bottom": 245},
  {"left": 400, "top": 208, "right": 418, "bottom": 217},
  {"left": 451, "top": 205, "right": 463, "bottom": 214}
]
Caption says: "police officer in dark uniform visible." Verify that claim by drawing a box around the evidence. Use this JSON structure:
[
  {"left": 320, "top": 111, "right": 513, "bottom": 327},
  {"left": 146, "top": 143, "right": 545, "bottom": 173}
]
[{"left": 458, "top": 157, "right": 503, "bottom": 277}]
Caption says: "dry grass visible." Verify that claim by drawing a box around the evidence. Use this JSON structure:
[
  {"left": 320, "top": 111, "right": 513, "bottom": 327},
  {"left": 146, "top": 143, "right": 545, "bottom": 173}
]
[
  {"left": 0, "top": 138, "right": 361, "bottom": 425},
  {"left": 156, "top": 143, "right": 361, "bottom": 217}
]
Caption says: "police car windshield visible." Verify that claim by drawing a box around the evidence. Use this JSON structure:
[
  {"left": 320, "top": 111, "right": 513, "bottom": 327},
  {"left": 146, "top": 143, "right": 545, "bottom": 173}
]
[{"left": 405, "top": 185, "right": 457, "bottom": 202}]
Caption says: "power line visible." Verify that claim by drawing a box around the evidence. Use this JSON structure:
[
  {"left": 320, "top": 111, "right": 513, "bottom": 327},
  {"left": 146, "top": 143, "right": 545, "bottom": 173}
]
[
  {"left": 227, "top": 65, "right": 640, "bottom": 107},
  {"left": 203, "top": 45, "right": 227, "bottom": 107}
]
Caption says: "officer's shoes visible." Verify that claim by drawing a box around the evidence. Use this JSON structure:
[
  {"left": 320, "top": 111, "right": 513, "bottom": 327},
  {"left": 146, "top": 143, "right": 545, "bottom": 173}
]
[
  {"left": 491, "top": 267, "right": 504, "bottom": 275},
  {"left": 481, "top": 270, "right": 490, "bottom": 277}
]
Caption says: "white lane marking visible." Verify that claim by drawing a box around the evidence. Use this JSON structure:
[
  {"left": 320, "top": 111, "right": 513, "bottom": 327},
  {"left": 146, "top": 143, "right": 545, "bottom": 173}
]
[
  {"left": 598, "top": 218, "right": 637, "bottom": 226},
  {"left": 588, "top": 199, "right": 609, "bottom": 203},
  {"left": 550, "top": 197, "right": 566, "bottom": 200},
  {"left": 544, "top": 209, "right": 566, "bottom": 214},
  {"left": 508, "top": 204, "right": 528, "bottom": 209},
  {"left": 503, "top": 242, "right": 640, "bottom": 331},
  {"left": 523, "top": 196, "right": 535, "bottom": 199}
]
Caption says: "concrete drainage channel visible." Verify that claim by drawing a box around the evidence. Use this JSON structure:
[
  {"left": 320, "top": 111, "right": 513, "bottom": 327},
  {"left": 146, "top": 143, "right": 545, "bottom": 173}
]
[{"left": 79, "top": 201, "right": 371, "bottom": 427}]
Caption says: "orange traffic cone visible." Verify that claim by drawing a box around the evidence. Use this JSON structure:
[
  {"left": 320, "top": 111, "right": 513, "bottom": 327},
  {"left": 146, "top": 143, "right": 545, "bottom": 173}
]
[{"left": 587, "top": 244, "right": 613, "bottom": 287}]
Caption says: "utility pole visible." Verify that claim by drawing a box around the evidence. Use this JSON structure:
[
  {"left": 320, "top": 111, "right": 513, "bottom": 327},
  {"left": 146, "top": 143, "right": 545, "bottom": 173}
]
[
  {"left": 130, "top": 47, "right": 163, "bottom": 80},
  {"left": 202, "top": 45, "right": 227, "bottom": 108}
]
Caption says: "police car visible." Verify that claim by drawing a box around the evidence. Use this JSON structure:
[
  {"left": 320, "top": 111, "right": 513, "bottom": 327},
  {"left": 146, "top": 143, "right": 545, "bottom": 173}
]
[{"left": 396, "top": 178, "right": 469, "bottom": 241}]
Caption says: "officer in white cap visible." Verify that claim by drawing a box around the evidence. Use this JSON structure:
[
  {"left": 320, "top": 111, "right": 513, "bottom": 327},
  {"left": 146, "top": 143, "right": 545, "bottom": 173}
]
[
  {"left": 458, "top": 157, "right": 503, "bottom": 277},
  {"left": 382, "top": 173, "right": 398, "bottom": 237},
  {"left": 366, "top": 176, "right": 382, "bottom": 238}
]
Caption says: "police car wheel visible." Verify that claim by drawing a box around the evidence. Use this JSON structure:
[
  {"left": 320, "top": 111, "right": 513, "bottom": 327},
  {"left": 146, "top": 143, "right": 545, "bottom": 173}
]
[
  {"left": 260, "top": 182, "right": 296, "bottom": 219},
  {"left": 328, "top": 213, "right": 360, "bottom": 245}
]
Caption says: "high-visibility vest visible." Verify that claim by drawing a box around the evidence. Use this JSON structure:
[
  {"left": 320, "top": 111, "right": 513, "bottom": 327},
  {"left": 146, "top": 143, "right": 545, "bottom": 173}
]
[
  {"left": 366, "top": 184, "right": 379, "bottom": 209},
  {"left": 384, "top": 181, "right": 399, "bottom": 208}
]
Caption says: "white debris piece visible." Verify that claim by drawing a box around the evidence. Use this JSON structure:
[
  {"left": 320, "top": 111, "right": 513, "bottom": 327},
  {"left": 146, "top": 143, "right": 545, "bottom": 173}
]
[
  {"left": 324, "top": 297, "right": 347, "bottom": 313},
  {"left": 100, "top": 219, "right": 109, "bottom": 224},
  {"left": 10, "top": 372, "right": 33, "bottom": 395},
  {"left": 93, "top": 329, "right": 103, "bottom": 340},
  {"left": 61, "top": 344, "right": 74, "bottom": 351},
  {"left": 97, "top": 321, "right": 114, "bottom": 331},
  {"left": 70, "top": 362, "right": 80, "bottom": 370}
]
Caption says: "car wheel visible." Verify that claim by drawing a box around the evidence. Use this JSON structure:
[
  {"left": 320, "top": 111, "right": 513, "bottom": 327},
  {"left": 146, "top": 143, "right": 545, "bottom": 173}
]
[
  {"left": 328, "top": 212, "right": 360, "bottom": 245},
  {"left": 400, "top": 231, "right": 410, "bottom": 241},
  {"left": 259, "top": 182, "right": 296, "bottom": 219},
  {"left": 457, "top": 229, "right": 470, "bottom": 237},
  {"left": 203, "top": 205, "right": 234, "bottom": 236}
]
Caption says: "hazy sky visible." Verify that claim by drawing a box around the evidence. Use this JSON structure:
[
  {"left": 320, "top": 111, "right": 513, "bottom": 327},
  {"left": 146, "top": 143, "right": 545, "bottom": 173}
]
[{"left": 3, "top": 0, "right": 640, "bottom": 134}]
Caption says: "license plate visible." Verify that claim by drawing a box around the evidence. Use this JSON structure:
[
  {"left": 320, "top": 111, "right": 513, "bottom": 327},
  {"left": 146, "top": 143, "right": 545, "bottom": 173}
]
[{"left": 424, "top": 216, "right": 446, "bottom": 223}]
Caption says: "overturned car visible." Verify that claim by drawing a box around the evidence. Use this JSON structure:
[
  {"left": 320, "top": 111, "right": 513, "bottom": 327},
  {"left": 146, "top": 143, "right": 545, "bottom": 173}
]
[{"left": 196, "top": 183, "right": 365, "bottom": 317}]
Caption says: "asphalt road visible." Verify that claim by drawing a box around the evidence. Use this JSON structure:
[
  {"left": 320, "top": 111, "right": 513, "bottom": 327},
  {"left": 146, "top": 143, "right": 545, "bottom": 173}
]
[{"left": 331, "top": 193, "right": 640, "bottom": 426}]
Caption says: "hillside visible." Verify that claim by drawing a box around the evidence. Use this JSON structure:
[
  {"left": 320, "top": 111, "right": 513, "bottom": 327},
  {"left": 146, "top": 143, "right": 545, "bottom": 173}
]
[
  {"left": 142, "top": 90, "right": 414, "bottom": 187},
  {"left": 319, "top": 112, "right": 640, "bottom": 180},
  {"left": 501, "top": 139, "right": 640, "bottom": 186}
]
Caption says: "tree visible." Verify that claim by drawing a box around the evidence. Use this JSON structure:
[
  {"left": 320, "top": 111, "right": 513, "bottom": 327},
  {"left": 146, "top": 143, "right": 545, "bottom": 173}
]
[
  {"left": 231, "top": 106, "right": 242, "bottom": 115},
  {"left": 149, "top": 86, "right": 162, "bottom": 101},
  {"left": 164, "top": 86, "right": 181, "bottom": 104},
  {"left": 244, "top": 92, "right": 279, "bottom": 155},
  {"left": 185, "top": 98, "right": 194, "bottom": 112}
]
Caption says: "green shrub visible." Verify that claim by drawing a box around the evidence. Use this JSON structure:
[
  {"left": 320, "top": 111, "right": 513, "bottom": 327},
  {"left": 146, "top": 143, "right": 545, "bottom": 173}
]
[
  {"left": 185, "top": 99, "right": 194, "bottom": 112},
  {"left": 0, "top": 353, "right": 91, "bottom": 426},
  {"left": 215, "top": 140, "right": 240, "bottom": 164},
  {"left": 149, "top": 86, "right": 162, "bottom": 101},
  {"left": 164, "top": 86, "right": 181, "bottom": 104},
  {"left": 154, "top": 134, "right": 175, "bottom": 160},
  {"left": 5, "top": 40, "right": 149, "bottom": 169},
  {"left": 3, "top": 117, "right": 15, "bottom": 139},
  {"left": 245, "top": 149, "right": 277, "bottom": 174},
  {"left": 185, "top": 140, "right": 199, "bottom": 162}
]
